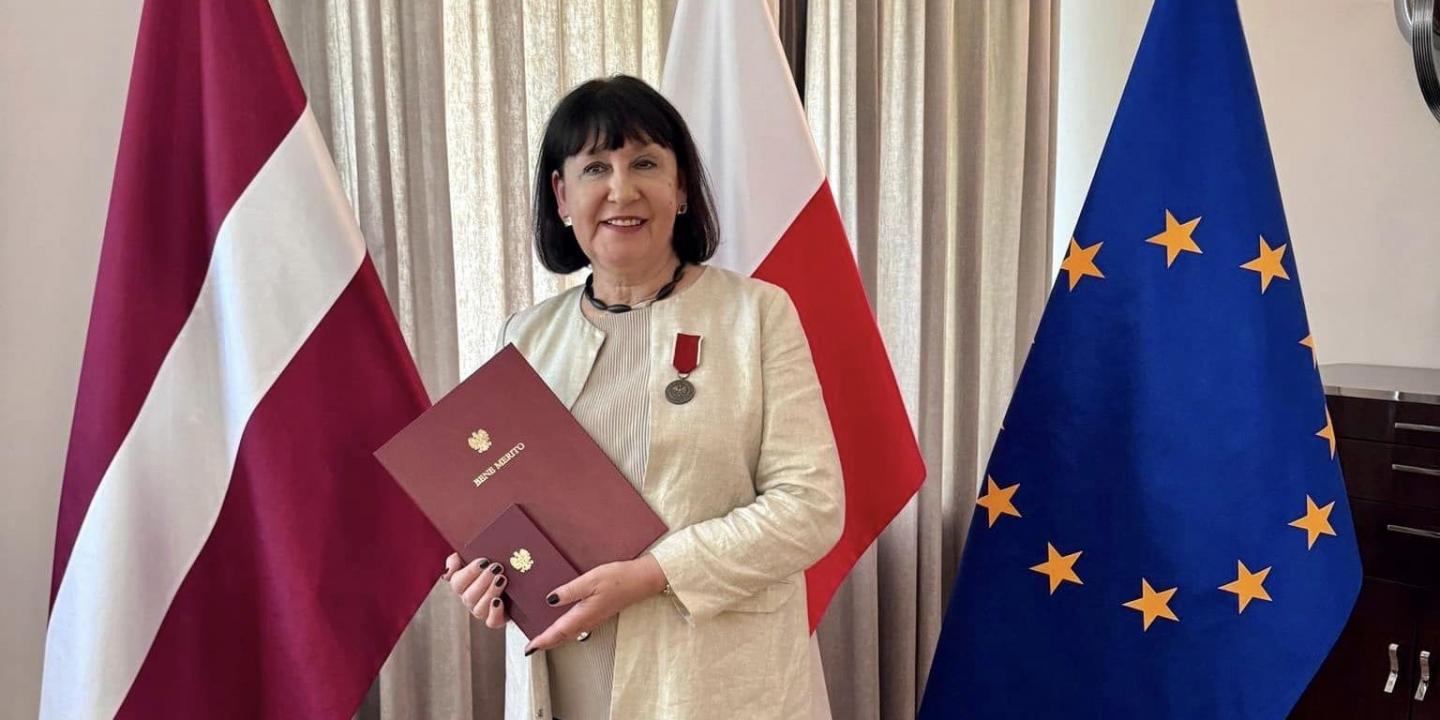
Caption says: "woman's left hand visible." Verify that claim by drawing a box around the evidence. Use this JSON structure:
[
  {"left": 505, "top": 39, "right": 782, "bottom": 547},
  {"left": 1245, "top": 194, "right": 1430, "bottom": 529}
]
[{"left": 524, "top": 554, "right": 669, "bottom": 655}]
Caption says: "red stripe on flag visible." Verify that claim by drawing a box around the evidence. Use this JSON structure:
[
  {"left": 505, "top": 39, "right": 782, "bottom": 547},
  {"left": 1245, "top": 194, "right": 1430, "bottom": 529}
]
[
  {"left": 115, "top": 261, "right": 447, "bottom": 719},
  {"left": 754, "top": 182, "right": 927, "bottom": 630},
  {"left": 53, "top": 0, "right": 307, "bottom": 604}
]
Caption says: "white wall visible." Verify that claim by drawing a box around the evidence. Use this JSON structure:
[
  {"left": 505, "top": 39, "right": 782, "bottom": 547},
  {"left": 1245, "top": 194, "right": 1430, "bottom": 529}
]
[
  {"left": 0, "top": 1, "right": 143, "bottom": 717},
  {"left": 1057, "top": 0, "right": 1440, "bottom": 369}
]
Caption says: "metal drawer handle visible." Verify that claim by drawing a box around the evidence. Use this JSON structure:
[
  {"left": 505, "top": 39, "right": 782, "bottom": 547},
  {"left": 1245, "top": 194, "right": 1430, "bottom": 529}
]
[
  {"left": 1417, "top": 650, "right": 1430, "bottom": 702},
  {"left": 1387, "top": 524, "right": 1440, "bottom": 540},
  {"left": 1394, "top": 463, "right": 1440, "bottom": 478},
  {"left": 1387, "top": 643, "right": 1400, "bottom": 693},
  {"left": 1396, "top": 421, "right": 1440, "bottom": 434}
]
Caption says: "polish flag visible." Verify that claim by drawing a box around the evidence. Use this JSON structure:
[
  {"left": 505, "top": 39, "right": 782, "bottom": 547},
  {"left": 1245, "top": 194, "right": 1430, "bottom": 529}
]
[
  {"left": 661, "top": 0, "right": 926, "bottom": 631},
  {"left": 41, "top": 1, "right": 446, "bottom": 717}
]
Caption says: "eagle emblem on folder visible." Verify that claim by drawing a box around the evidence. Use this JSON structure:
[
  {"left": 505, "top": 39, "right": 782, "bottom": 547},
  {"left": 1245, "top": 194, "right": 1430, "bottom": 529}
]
[{"left": 467, "top": 429, "right": 492, "bottom": 454}]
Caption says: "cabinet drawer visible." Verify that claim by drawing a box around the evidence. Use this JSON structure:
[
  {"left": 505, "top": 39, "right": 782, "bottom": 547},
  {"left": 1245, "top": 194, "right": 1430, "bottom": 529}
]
[
  {"left": 1353, "top": 498, "right": 1440, "bottom": 590},
  {"left": 1339, "top": 439, "right": 1440, "bottom": 511},
  {"left": 1329, "top": 396, "right": 1440, "bottom": 450}
]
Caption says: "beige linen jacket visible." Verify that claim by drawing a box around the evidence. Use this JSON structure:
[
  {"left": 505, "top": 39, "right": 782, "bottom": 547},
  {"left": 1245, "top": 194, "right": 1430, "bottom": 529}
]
[{"left": 497, "top": 265, "right": 843, "bottom": 720}]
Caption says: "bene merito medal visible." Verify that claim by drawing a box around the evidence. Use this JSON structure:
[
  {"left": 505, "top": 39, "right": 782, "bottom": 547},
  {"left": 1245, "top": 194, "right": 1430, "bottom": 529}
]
[{"left": 665, "top": 333, "right": 702, "bottom": 405}]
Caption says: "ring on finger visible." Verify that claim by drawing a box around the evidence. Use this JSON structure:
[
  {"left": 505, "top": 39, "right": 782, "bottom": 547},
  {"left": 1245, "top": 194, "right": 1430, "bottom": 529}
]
[{"left": 576, "top": 631, "right": 591, "bottom": 643}]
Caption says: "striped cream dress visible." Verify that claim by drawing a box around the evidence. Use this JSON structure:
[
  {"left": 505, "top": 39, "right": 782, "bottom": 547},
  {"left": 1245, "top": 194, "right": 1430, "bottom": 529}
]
[{"left": 547, "top": 302, "right": 652, "bottom": 720}]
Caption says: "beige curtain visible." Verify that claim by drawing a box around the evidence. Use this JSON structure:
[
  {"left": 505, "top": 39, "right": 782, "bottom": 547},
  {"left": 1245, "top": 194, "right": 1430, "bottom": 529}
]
[
  {"left": 272, "top": 0, "right": 1054, "bottom": 718},
  {"left": 804, "top": 2, "right": 1056, "bottom": 719}
]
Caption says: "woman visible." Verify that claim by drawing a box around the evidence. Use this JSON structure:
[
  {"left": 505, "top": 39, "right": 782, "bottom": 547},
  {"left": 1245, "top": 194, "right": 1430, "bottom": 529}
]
[{"left": 443, "top": 75, "right": 843, "bottom": 720}]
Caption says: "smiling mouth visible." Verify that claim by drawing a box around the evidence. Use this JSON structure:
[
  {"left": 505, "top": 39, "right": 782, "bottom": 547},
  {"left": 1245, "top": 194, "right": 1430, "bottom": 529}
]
[{"left": 601, "top": 217, "right": 648, "bottom": 228}]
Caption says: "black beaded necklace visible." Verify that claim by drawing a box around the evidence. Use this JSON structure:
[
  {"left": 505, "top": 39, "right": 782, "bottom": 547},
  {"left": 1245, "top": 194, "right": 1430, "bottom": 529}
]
[{"left": 583, "top": 263, "right": 686, "bottom": 314}]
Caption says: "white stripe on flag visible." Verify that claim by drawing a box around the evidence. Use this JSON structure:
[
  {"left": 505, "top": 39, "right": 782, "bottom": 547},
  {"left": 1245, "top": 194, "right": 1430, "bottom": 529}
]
[
  {"left": 660, "top": 0, "right": 826, "bottom": 275},
  {"left": 41, "top": 107, "right": 365, "bottom": 720}
]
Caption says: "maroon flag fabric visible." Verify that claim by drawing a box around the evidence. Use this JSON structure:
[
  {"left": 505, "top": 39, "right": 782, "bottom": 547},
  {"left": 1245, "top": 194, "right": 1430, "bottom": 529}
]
[{"left": 42, "top": 1, "right": 446, "bottom": 717}]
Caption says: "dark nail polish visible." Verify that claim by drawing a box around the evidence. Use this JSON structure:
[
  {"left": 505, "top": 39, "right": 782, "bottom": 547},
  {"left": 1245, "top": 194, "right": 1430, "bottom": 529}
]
[
  {"left": 489, "top": 563, "right": 503, "bottom": 574},
  {"left": 491, "top": 597, "right": 502, "bottom": 608},
  {"left": 524, "top": 647, "right": 536, "bottom": 657},
  {"left": 476, "top": 557, "right": 489, "bottom": 568},
  {"left": 546, "top": 593, "right": 560, "bottom": 606},
  {"left": 495, "top": 575, "right": 506, "bottom": 588}
]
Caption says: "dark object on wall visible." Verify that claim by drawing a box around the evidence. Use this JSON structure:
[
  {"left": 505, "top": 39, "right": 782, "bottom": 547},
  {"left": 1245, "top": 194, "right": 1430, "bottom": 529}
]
[
  {"left": 1396, "top": 0, "right": 1440, "bottom": 122},
  {"left": 778, "top": 0, "right": 808, "bottom": 103}
]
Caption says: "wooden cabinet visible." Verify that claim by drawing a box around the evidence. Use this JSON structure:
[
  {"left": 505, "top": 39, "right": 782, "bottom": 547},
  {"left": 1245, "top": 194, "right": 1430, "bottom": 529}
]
[
  {"left": 1292, "top": 365, "right": 1440, "bottom": 719},
  {"left": 1292, "top": 579, "right": 1418, "bottom": 719}
]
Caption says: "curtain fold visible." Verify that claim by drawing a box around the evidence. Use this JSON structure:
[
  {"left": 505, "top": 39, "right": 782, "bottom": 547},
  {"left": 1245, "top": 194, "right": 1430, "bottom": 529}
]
[
  {"left": 804, "top": 2, "right": 1056, "bottom": 718},
  {"left": 272, "top": 0, "right": 1054, "bottom": 717},
  {"left": 275, "top": 0, "right": 460, "bottom": 399}
]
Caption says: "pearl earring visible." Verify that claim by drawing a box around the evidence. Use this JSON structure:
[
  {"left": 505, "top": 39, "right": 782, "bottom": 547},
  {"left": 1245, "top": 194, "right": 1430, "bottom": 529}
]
[
  {"left": 677, "top": 203, "right": 688, "bottom": 216},
  {"left": 562, "top": 216, "right": 573, "bottom": 227}
]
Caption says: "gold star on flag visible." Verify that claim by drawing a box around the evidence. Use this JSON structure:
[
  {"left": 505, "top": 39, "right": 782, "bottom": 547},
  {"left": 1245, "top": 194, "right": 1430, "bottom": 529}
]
[
  {"left": 1060, "top": 238, "right": 1105, "bottom": 291},
  {"left": 1300, "top": 334, "right": 1317, "bottom": 367},
  {"left": 1239, "top": 236, "right": 1290, "bottom": 293},
  {"left": 1289, "top": 495, "right": 1338, "bottom": 550},
  {"left": 1146, "top": 210, "right": 1202, "bottom": 267},
  {"left": 1218, "top": 560, "right": 1273, "bottom": 613},
  {"left": 1316, "top": 409, "right": 1336, "bottom": 459},
  {"left": 1030, "top": 543, "right": 1084, "bottom": 594},
  {"left": 975, "top": 476, "right": 1021, "bottom": 527},
  {"left": 1122, "top": 579, "right": 1179, "bottom": 631}
]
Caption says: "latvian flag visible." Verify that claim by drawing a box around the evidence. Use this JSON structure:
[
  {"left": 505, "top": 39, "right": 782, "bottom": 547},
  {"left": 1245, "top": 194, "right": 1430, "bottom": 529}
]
[{"left": 42, "top": 1, "right": 445, "bottom": 717}]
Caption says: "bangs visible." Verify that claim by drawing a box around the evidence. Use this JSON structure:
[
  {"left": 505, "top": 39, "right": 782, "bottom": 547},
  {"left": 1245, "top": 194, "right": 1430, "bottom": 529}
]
[{"left": 548, "top": 84, "right": 679, "bottom": 158}]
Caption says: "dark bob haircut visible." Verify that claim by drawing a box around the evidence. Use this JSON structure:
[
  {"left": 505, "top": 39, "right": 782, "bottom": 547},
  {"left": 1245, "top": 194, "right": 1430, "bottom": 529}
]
[{"left": 533, "top": 75, "right": 720, "bottom": 274}]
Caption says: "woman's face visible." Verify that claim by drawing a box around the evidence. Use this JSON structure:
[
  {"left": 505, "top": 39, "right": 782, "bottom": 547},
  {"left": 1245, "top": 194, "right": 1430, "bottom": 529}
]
[{"left": 552, "top": 139, "right": 687, "bottom": 274}]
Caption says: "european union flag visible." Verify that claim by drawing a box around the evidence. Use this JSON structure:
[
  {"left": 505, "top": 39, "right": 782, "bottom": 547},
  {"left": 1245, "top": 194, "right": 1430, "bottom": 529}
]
[{"left": 918, "top": 1, "right": 1362, "bottom": 717}]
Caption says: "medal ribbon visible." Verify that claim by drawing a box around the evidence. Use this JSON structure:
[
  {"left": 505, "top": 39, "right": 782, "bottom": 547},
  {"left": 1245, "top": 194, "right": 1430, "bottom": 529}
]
[{"left": 673, "top": 333, "right": 701, "bottom": 376}]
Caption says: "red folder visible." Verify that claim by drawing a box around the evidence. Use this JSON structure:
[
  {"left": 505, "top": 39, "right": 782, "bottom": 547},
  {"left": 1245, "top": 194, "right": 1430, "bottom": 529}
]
[{"left": 375, "top": 344, "right": 668, "bottom": 601}]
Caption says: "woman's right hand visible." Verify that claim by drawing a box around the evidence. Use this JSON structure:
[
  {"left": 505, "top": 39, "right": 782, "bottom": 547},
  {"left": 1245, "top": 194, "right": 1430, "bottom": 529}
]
[{"left": 445, "top": 552, "right": 510, "bottom": 629}]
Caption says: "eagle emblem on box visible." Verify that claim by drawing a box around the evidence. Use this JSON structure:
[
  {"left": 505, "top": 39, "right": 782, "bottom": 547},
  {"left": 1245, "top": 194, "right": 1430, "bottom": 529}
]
[{"left": 509, "top": 548, "right": 535, "bottom": 573}]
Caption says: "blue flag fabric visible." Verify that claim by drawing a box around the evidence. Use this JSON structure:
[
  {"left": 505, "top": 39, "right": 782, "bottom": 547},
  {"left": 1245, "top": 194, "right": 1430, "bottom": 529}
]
[{"left": 919, "top": 1, "right": 1362, "bottom": 718}]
